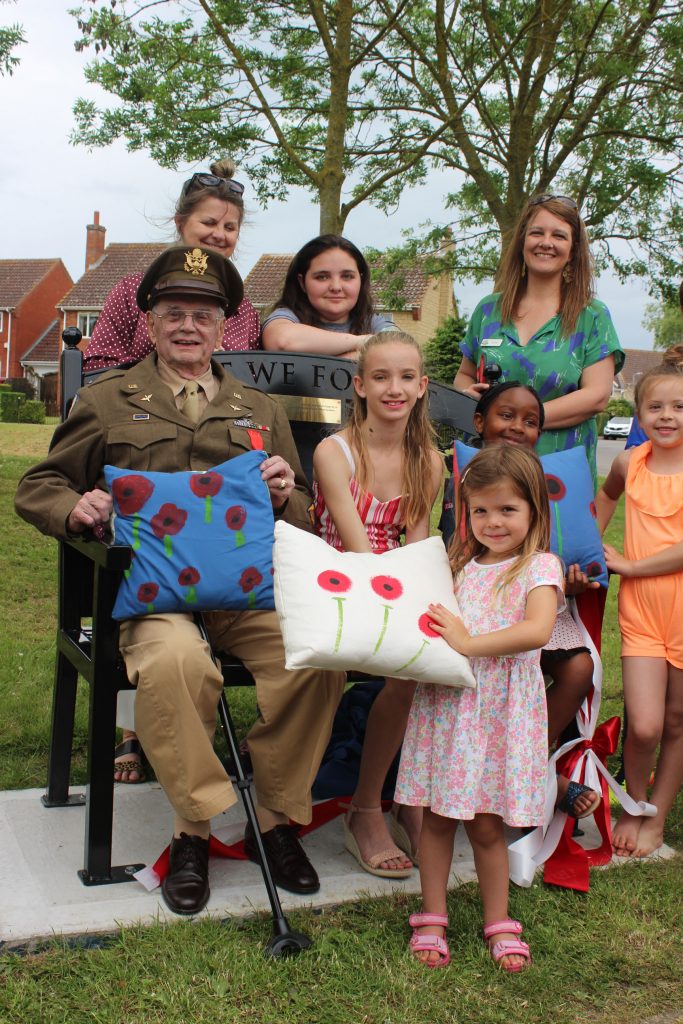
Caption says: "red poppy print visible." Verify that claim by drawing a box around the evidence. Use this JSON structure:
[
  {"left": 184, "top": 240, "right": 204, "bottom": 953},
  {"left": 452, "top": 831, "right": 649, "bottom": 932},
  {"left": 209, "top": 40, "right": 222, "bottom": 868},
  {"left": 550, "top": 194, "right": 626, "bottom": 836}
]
[
  {"left": 239, "top": 566, "right": 263, "bottom": 608},
  {"left": 317, "top": 570, "right": 352, "bottom": 594},
  {"left": 190, "top": 471, "right": 223, "bottom": 524},
  {"left": 317, "top": 569, "right": 353, "bottom": 651},
  {"left": 178, "top": 566, "right": 200, "bottom": 604},
  {"left": 586, "top": 560, "right": 603, "bottom": 582},
  {"left": 393, "top": 612, "right": 439, "bottom": 673},
  {"left": 545, "top": 475, "right": 567, "bottom": 502},
  {"left": 370, "top": 574, "right": 404, "bottom": 654},
  {"left": 151, "top": 503, "right": 188, "bottom": 557},
  {"left": 112, "top": 475, "right": 155, "bottom": 516},
  {"left": 418, "top": 612, "right": 440, "bottom": 638},
  {"left": 370, "top": 575, "right": 404, "bottom": 601},
  {"left": 112, "top": 474, "right": 155, "bottom": 550},
  {"left": 137, "top": 581, "right": 159, "bottom": 613},
  {"left": 226, "top": 505, "right": 247, "bottom": 547}
]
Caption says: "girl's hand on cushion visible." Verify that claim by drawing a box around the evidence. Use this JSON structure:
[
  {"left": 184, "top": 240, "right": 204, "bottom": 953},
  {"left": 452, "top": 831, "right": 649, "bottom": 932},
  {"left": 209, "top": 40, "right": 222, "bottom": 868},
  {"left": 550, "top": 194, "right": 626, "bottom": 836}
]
[
  {"left": 565, "top": 563, "right": 601, "bottom": 595},
  {"left": 427, "top": 602, "right": 472, "bottom": 655}
]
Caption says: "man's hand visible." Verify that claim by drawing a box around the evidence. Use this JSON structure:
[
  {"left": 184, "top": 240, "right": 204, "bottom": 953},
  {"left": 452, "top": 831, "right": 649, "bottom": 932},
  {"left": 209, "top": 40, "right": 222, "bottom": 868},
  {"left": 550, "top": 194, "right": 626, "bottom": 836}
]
[
  {"left": 67, "top": 488, "right": 113, "bottom": 534},
  {"left": 260, "top": 455, "right": 295, "bottom": 510}
]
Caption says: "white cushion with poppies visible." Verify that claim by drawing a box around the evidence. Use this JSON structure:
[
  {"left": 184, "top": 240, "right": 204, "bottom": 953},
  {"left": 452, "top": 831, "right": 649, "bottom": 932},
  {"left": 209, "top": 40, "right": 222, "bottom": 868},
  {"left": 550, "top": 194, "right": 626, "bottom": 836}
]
[{"left": 273, "top": 521, "right": 476, "bottom": 688}]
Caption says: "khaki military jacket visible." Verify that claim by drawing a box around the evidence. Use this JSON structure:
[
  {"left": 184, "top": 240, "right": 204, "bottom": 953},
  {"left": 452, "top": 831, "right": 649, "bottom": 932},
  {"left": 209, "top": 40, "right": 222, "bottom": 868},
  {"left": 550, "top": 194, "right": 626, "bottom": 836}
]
[{"left": 15, "top": 354, "right": 312, "bottom": 540}]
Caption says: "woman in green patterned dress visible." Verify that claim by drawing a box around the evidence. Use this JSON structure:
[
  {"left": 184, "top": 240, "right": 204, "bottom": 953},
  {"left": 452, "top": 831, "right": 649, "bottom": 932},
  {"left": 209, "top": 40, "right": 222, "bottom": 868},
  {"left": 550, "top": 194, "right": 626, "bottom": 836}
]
[{"left": 454, "top": 195, "right": 624, "bottom": 486}]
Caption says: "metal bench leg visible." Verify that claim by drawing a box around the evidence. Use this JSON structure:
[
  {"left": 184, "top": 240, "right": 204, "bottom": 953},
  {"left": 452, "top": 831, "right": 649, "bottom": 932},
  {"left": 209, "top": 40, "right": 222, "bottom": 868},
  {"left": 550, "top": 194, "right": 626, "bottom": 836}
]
[
  {"left": 42, "top": 649, "right": 84, "bottom": 808},
  {"left": 217, "top": 693, "right": 312, "bottom": 957}
]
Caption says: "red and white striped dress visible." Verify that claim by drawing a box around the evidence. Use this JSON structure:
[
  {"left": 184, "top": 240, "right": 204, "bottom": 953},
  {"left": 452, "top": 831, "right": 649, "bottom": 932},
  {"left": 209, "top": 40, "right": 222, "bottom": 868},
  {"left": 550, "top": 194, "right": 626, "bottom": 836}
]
[{"left": 313, "top": 435, "right": 404, "bottom": 553}]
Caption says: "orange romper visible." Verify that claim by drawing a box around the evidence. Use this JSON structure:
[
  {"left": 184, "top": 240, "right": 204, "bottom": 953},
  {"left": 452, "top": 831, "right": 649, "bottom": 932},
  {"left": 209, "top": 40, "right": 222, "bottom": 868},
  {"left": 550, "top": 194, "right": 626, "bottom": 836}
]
[{"left": 618, "top": 441, "right": 683, "bottom": 668}]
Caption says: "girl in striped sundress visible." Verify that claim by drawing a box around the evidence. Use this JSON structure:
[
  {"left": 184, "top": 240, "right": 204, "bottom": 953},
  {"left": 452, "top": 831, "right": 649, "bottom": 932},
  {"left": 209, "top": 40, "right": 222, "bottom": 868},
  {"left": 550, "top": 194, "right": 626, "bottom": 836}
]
[{"left": 312, "top": 331, "right": 443, "bottom": 879}]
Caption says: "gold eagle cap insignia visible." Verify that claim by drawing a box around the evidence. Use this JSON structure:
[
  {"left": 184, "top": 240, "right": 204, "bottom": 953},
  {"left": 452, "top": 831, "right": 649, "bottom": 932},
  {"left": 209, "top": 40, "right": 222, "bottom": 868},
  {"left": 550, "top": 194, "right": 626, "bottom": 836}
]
[{"left": 184, "top": 248, "right": 209, "bottom": 276}]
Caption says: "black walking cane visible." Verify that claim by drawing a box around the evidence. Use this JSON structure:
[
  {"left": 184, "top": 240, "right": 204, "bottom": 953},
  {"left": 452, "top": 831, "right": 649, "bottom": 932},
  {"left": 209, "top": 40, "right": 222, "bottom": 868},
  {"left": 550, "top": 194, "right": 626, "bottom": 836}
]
[{"left": 197, "top": 615, "right": 313, "bottom": 957}]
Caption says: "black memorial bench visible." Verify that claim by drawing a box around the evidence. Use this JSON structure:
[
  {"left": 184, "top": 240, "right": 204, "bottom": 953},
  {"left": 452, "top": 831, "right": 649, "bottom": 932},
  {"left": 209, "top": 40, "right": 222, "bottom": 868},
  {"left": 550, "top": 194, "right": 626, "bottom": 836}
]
[{"left": 42, "top": 328, "right": 476, "bottom": 954}]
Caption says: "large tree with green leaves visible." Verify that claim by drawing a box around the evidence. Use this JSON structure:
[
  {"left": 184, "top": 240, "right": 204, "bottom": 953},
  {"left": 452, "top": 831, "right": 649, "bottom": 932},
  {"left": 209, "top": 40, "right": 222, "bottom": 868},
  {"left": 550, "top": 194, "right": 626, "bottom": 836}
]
[
  {"left": 71, "top": 0, "right": 445, "bottom": 233},
  {"left": 367, "top": 0, "right": 683, "bottom": 291}
]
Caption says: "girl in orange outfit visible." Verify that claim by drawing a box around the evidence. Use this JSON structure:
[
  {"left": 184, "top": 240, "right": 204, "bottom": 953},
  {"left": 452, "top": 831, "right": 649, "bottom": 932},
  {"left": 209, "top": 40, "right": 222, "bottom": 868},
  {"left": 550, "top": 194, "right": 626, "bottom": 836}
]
[{"left": 596, "top": 346, "right": 683, "bottom": 857}]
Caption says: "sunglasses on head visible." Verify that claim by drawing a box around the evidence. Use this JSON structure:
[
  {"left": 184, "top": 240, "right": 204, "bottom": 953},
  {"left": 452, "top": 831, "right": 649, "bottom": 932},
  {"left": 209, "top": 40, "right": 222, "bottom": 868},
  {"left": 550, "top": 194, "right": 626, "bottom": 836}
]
[
  {"left": 182, "top": 172, "right": 245, "bottom": 197},
  {"left": 528, "top": 194, "right": 578, "bottom": 210}
]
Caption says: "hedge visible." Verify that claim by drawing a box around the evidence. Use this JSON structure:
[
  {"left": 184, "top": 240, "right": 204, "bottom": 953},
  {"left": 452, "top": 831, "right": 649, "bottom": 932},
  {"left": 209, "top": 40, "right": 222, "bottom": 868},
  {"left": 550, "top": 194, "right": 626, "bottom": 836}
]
[
  {"left": 17, "top": 399, "right": 46, "bottom": 424},
  {"left": 0, "top": 390, "right": 25, "bottom": 422}
]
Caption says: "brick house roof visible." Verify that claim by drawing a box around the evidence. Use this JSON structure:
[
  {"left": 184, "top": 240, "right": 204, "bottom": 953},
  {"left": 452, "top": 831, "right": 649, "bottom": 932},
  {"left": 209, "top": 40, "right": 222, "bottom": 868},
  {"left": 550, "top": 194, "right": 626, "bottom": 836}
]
[
  {"left": 21, "top": 319, "right": 60, "bottom": 364},
  {"left": 621, "top": 347, "right": 662, "bottom": 385},
  {"left": 0, "top": 260, "right": 65, "bottom": 308},
  {"left": 59, "top": 243, "right": 168, "bottom": 308},
  {"left": 243, "top": 253, "right": 432, "bottom": 312}
]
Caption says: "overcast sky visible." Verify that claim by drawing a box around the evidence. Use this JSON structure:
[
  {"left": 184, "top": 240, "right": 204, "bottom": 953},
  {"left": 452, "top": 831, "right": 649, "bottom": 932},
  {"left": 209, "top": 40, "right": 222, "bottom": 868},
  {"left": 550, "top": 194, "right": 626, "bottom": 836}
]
[{"left": 1, "top": 2, "right": 657, "bottom": 348}]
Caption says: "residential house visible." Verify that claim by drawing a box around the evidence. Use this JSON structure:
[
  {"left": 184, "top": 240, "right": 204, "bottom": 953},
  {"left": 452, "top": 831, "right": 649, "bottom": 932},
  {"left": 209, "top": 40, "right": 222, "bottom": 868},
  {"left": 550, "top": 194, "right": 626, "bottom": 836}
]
[
  {"left": 244, "top": 251, "right": 456, "bottom": 345},
  {"left": 0, "top": 259, "right": 73, "bottom": 383},
  {"left": 617, "top": 347, "right": 663, "bottom": 400},
  {"left": 58, "top": 212, "right": 167, "bottom": 349}
]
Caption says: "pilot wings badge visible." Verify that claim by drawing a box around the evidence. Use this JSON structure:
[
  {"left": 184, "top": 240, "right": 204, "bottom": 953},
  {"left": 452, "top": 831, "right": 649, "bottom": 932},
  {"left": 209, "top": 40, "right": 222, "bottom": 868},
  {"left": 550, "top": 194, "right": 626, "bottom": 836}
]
[{"left": 184, "top": 248, "right": 209, "bottom": 276}]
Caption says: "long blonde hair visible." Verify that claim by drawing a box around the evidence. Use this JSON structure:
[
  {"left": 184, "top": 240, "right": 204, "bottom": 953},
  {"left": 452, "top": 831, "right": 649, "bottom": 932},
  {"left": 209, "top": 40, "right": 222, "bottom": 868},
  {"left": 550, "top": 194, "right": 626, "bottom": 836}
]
[
  {"left": 346, "top": 331, "right": 437, "bottom": 531},
  {"left": 635, "top": 344, "right": 683, "bottom": 411},
  {"left": 449, "top": 446, "right": 551, "bottom": 590},
  {"left": 495, "top": 197, "right": 594, "bottom": 338}
]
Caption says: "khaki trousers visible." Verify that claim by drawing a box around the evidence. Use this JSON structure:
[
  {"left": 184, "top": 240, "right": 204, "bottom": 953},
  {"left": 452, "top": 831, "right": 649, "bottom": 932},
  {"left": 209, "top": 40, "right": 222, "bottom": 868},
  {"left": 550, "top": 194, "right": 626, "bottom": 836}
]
[{"left": 119, "top": 611, "right": 344, "bottom": 825}]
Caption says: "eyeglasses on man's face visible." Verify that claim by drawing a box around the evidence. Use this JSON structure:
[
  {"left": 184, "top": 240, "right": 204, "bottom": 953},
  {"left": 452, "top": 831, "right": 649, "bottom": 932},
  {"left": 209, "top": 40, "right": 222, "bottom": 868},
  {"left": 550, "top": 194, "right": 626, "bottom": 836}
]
[{"left": 151, "top": 309, "right": 224, "bottom": 328}]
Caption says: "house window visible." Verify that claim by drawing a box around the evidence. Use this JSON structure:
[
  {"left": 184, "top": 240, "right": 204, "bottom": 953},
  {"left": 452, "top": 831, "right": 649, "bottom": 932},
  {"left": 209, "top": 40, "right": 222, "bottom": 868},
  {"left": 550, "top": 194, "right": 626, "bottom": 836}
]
[
  {"left": 77, "top": 312, "right": 99, "bottom": 338},
  {"left": 0, "top": 311, "right": 4, "bottom": 332}
]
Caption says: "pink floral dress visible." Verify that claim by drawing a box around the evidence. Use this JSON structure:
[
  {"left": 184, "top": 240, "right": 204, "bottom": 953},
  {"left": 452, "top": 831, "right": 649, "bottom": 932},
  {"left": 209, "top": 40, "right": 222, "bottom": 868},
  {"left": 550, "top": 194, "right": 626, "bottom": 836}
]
[{"left": 395, "top": 552, "right": 564, "bottom": 827}]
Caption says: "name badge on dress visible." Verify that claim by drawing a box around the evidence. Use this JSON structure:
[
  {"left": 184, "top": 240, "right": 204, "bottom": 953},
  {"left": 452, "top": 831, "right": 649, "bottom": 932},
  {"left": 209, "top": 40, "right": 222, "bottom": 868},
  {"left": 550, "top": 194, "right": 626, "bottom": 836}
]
[{"left": 481, "top": 337, "right": 504, "bottom": 348}]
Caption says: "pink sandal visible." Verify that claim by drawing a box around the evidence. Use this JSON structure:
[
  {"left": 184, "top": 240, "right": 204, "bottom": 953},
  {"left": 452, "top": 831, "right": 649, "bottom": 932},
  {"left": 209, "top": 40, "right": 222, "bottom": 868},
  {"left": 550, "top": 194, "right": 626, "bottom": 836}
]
[
  {"left": 482, "top": 919, "right": 531, "bottom": 973},
  {"left": 409, "top": 913, "right": 450, "bottom": 968}
]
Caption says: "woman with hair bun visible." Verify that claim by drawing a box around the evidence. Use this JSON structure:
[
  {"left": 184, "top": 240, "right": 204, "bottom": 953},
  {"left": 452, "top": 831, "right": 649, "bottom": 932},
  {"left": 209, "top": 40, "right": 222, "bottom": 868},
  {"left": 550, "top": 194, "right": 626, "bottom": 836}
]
[
  {"left": 83, "top": 158, "right": 260, "bottom": 370},
  {"left": 262, "top": 234, "right": 394, "bottom": 359},
  {"left": 454, "top": 195, "right": 624, "bottom": 487}
]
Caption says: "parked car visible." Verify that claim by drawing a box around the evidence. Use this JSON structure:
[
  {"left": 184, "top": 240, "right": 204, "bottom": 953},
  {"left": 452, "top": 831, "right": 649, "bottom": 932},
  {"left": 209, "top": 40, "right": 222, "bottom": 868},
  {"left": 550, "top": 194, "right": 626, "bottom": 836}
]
[{"left": 603, "top": 416, "right": 633, "bottom": 439}]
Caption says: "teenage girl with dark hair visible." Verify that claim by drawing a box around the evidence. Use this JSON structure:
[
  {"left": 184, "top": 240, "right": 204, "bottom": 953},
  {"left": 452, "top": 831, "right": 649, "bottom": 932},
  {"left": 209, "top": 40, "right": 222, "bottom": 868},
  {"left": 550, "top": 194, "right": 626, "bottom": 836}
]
[{"left": 262, "top": 234, "right": 393, "bottom": 358}]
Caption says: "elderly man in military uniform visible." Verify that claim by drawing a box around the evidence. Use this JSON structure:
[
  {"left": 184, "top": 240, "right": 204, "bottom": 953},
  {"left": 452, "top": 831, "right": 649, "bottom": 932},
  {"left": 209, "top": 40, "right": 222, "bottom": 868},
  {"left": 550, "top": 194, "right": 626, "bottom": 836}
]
[{"left": 16, "top": 245, "right": 345, "bottom": 915}]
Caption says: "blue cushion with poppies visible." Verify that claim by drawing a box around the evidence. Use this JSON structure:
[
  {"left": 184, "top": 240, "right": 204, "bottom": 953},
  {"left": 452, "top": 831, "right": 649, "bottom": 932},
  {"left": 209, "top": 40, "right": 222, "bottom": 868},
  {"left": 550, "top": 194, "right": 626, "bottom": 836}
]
[
  {"left": 454, "top": 442, "right": 608, "bottom": 588},
  {"left": 104, "top": 450, "right": 275, "bottom": 620}
]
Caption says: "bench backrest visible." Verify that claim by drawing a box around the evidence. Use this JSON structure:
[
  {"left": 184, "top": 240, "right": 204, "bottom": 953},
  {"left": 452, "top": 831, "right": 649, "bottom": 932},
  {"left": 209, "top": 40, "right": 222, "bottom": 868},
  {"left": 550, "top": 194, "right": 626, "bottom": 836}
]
[{"left": 61, "top": 337, "right": 476, "bottom": 479}]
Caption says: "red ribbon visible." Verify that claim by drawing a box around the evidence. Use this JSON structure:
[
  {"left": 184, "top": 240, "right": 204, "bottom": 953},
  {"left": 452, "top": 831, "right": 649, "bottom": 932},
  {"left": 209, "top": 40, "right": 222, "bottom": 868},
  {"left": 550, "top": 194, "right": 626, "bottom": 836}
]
[{"left": 544, "top": 716, "right": 621, "bottom": 891}]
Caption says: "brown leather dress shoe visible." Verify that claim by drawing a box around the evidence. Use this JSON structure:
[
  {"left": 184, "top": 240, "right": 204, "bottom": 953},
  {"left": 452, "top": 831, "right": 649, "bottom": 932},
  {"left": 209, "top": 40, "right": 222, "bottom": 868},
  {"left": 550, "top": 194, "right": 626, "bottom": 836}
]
[
  {"left": 244, "top": 822, "right": 320, "bottom": 894},
  {"left": 161, "top": 832, "right": 210, "bottom": 915}
]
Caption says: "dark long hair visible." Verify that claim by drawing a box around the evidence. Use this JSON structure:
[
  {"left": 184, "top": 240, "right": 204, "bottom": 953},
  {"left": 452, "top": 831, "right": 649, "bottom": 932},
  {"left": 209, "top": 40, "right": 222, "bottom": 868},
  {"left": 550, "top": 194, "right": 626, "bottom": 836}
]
[{"left": 272, "top": 234, "right": 375, "bottom": 334}]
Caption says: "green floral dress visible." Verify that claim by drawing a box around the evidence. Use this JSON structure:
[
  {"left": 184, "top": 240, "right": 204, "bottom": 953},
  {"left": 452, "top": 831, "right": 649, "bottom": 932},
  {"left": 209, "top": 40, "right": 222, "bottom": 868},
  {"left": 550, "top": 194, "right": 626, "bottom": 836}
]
[{"left": 461, "top": 294, "right": 624, "bottom": 488}]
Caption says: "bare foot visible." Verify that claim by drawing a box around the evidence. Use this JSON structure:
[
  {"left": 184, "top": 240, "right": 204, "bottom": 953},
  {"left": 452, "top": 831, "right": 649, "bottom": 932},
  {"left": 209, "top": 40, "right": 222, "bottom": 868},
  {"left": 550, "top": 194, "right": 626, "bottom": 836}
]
[
  {"left": 347, "top": 806, "right": 412, "bottom": 873},
  {"left": 632, "top": 818, "right": 664, "bottom": 858},
  {"left": 612, "top": 810, "right": 642, "bottom": 856}
]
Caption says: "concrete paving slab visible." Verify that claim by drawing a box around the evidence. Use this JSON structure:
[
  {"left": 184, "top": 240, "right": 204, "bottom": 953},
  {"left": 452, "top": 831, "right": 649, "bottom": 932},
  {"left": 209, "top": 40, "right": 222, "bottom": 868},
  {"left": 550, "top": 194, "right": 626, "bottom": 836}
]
[{"left": 0, "top": 784, "right": 676, "bottom": 950}]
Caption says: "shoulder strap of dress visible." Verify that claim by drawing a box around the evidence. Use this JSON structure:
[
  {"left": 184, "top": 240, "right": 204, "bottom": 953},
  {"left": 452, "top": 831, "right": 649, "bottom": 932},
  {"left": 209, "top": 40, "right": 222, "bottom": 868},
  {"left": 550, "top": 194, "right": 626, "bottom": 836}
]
[{"left": 329, "top": 433, "right": 356, "bottom": 473}]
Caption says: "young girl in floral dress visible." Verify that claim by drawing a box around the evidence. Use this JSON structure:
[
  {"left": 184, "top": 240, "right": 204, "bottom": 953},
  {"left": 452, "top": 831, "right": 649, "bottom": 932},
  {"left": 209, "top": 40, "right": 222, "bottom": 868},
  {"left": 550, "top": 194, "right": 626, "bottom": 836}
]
[{"left": 396, "top": 446, "right": 563, "bottom": 970}]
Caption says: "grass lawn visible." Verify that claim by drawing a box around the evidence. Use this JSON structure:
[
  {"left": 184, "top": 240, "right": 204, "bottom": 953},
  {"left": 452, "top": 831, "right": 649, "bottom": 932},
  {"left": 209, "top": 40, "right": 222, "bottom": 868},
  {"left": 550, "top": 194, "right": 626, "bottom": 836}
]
[{"left": 0, "top": 423, "right": 681, "bottom": 1023}]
